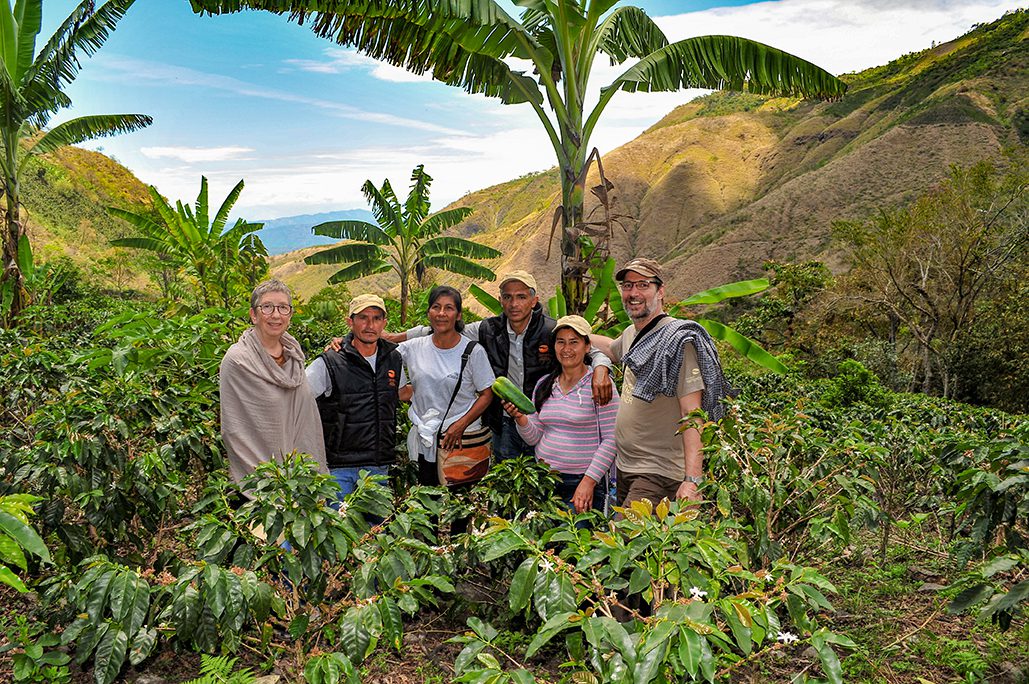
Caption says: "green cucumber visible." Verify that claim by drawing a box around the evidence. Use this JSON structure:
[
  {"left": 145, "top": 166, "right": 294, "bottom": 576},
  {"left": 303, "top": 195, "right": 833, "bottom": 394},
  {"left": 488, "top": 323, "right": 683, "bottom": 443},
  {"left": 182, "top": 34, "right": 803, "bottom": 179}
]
[{"left": 492, "top": 376, "right": 536, "bottom": 414}]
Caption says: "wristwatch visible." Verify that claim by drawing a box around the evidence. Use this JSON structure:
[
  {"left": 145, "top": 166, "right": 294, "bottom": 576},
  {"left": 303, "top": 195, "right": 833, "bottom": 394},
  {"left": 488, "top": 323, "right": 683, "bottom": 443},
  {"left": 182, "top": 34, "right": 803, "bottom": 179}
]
[{"left": 682, "top": 475, "right": 704, "bottom": 485}]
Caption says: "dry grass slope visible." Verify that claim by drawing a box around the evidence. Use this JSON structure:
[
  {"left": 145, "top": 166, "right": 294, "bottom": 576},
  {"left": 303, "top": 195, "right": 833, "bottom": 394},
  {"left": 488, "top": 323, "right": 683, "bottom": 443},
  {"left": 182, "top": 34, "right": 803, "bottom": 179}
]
[{"left": 272, "top": 10, "right": 1027, "bottom": 303}]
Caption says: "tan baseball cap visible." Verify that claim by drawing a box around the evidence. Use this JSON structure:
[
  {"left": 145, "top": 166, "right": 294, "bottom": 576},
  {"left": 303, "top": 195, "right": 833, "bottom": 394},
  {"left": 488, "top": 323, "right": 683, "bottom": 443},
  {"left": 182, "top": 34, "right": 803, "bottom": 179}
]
[
  {"left": 348, "top": 293, "right": 387, "bottom": 316},
  {"left": 554, "top": 315, "right": 592, "bottom": 337},
  {"left": 616, "top": 257, "right": 663, "bottom": 282},
  {"left": 499, "top": 270, "right": 538, "bottom": 292}
]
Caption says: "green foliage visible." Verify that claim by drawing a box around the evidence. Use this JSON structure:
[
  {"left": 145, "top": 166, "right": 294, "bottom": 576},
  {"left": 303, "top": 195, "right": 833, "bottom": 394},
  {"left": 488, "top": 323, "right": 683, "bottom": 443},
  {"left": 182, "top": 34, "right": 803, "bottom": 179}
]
[
  {"left": 949, "top": 266, "right": 1029, "bottom": 413},
  {"left": 305, "top": 164, "right": 500, "bottom": 324},
  {"left": 474, "top": 455, "right": 564, "bottom": 530},
  {"left": 475, "top": 500, "right": 854, "bottom": 683},
  {"left": 820, "top": 359, "right": 892, "bottom": 409},
  {"left": 944, "top": 423, "right": 1029, "bottom": 631},
  {"left": 157, "top": 562, "right": 275, "bottom": 655},
  {"left": 703, "top": 405, "right": 879, "bottom": 564},
  {"left": 450, "top": 618, "right": 538, "bottom": 683},
  {"left": 188, "top": 458, "right": 456, "bottom": 662},
  {"left": 304, "top": 652, "right": 360, "bottom": 684},
  {"left": 0, "top": 0, "right": 151, "bottom": 322},
  {"left": 61, "top": 558, "right": 156, "bottom": 684},
  {"left": 182, "top": 655, "right": 258, "bottom": 684},
  {"left": 733, "top": 260, "right": 833, "bottom": 351},
  {"left": 0, "top": 493, "right": 50, "bottom": 592},
  {"left": 0, "top": 236, "right": 74, "bottom": 325},
  {"left": 0, "top": 614, "right": 71, "bottom": 683},
  {"left": 946, "top": 423, "right": 1029, "bottom": 564},
  {"left": 832, "top": 154, "right": 1029, "bottom": 396},
  {"left": 109, "top": 177, "right": 268, "bottom": 309},
  {"left": 3, "top": 301, "right": 229, "bottom": 554}
]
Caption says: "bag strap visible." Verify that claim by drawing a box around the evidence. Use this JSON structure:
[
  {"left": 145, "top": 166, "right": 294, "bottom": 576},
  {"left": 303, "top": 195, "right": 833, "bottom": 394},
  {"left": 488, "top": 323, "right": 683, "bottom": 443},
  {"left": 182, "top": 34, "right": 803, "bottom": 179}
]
[
  {"left": 626, "top": 312, "right": 667, "bottom": 354},
  {"left": 438, "top": 340, "right": 478, "bottom": 440}
]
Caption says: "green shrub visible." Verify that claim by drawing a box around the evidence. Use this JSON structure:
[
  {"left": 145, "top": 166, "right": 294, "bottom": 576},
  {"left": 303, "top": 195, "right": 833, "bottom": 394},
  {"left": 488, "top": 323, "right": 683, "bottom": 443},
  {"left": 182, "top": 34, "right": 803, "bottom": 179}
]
[
  {"left": 820, "top": 359, "right": 892, "bottom": 409},
  {"left": 471, "top": 500, "right": 855, "bottom": 683}
]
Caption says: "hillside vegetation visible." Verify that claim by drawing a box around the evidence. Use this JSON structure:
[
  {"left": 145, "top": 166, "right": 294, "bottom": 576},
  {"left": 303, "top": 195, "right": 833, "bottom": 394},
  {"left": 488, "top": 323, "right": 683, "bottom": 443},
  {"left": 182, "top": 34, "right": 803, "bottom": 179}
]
[
  {"left": 19, "top": 145, "right": 153, "bottom": 289},
  {"left": 272, "top": 10, "right": 1028, "bottom": 302}
]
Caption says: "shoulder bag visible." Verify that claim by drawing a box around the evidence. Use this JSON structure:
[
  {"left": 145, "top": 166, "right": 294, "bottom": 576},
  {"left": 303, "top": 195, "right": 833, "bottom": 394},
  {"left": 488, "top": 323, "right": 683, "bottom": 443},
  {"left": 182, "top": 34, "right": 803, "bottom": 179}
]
[{"left": 436, "top": 341, "right": 492, "bottom": 487}]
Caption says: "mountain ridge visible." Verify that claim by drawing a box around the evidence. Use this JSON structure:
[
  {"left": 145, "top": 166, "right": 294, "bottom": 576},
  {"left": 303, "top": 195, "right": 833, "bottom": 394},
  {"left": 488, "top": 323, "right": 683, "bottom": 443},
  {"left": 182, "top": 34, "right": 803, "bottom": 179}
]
[{"left": 270, "top": 9, "right": 1026, "bottom": 302}]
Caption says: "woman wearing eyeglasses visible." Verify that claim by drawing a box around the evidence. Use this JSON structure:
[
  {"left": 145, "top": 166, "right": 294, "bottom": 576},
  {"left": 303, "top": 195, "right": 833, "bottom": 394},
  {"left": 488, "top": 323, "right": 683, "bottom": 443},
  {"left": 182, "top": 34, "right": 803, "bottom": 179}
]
[{"left": 219, "top": 279, "right": 327, "bottom": 489}]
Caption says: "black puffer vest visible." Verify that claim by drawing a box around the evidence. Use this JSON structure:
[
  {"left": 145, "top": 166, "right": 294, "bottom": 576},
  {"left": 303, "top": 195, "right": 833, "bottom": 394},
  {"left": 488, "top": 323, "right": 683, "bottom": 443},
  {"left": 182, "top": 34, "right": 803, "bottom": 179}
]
[
  {"left": 315, "top": 336, "right": 403, "bottom": 469},
  {"left": 477, "top": 305, "right": 555, "bottom": 431}
]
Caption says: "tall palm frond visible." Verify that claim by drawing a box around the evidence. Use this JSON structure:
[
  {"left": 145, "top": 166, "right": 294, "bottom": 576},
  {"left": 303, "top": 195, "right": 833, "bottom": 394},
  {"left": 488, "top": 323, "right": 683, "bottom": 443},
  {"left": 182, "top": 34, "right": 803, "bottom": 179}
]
[
  {"left": 302, "top": 164, "right": 498, "bottom": 322},
  {"left": 1, "top": 0, "right": 149, "bottom": 322}
]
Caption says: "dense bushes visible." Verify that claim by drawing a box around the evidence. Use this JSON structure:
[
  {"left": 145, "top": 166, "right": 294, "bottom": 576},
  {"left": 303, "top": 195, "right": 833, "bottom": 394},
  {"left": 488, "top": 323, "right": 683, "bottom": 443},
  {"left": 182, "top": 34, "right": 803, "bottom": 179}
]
[{"left": 1, "top": 292, "right": 1027, "bottom": 682}]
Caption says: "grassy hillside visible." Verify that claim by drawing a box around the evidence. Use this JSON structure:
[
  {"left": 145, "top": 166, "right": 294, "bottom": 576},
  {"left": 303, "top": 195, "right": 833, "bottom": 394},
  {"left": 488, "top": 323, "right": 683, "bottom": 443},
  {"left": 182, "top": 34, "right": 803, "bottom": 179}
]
[
  {"left": 272, "top": 9, "right": 1028, "bottom": 301},
  {"left": 20, "top": 145, "right": 154, "bottom": 290}
]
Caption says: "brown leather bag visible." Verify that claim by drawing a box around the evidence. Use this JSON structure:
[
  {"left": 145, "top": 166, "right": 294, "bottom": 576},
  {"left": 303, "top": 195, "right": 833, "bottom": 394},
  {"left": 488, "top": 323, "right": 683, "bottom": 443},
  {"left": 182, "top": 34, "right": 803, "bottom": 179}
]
[
  {"left": 436, "top": 341, "right": 492, "bottom": 487},
  {"left": 437, "top": 425, "right": 492, "bottom": 486}
]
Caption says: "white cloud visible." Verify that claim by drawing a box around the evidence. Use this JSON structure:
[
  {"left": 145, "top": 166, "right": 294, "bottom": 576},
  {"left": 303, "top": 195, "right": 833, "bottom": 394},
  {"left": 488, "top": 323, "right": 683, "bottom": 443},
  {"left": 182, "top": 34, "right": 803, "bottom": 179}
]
[
  {"left": 655, "top": 0, "right": 1023, "bottom": 75},
  {"left": 127, "top": 125, "right": 559, "bottom": 219},
  {"left": 285, "top": 48, "right": 434, "bottom": 83},
  {"left": 94, "top": 56, "right": 465, "bottom": 137},
  {"left": 140, "top": 146, "right": 255, "bottom": 163}
]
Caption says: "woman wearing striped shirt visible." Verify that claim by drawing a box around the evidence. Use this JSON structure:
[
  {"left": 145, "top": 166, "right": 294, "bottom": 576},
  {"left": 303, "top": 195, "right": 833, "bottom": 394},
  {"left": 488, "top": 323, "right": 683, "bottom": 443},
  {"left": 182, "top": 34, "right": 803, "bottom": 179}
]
[{"left": 500, "top": 315, "right": 620, "bottom": 513}]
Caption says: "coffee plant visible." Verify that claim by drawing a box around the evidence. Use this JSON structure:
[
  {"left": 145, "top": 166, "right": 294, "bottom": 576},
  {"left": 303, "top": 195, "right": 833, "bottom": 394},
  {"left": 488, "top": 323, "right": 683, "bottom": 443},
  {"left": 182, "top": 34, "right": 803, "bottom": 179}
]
[{"left": 473, "top": 498, "right": 855, "bottom": 683}]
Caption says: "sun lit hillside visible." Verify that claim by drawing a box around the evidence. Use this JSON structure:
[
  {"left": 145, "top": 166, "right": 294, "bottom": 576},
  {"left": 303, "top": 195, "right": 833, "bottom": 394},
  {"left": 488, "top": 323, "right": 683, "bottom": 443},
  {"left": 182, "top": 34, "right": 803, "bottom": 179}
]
[{"left": 270, "top": 10, "right": 1028, "bottom": 301}]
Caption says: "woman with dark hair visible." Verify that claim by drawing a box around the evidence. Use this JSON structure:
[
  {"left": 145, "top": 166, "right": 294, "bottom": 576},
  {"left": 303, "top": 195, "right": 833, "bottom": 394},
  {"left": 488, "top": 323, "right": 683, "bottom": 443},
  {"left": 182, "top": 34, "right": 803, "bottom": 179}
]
[
  {"left": 501, "top": 315, "right": 619, "bottom": 513},
  {"left": 402, "top": 285, "right": 495, "bottom": 485}
]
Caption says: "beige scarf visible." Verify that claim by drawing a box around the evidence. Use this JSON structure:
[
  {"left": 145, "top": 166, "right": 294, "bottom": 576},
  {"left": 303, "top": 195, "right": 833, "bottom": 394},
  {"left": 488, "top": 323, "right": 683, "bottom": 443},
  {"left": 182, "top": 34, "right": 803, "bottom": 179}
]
[{"left": 219, "top": 328, "right": 327, "bottom": 486}]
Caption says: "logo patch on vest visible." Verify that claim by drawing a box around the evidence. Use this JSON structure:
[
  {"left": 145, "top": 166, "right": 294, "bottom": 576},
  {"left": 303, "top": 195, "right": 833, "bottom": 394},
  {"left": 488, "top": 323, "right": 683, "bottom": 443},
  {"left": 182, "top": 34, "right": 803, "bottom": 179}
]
[
  {"left": 538, "top": 344, "right": 549, "bottom": 355},
  {"left": 387, "top": 369, "right": 396, "bottom": 378}
]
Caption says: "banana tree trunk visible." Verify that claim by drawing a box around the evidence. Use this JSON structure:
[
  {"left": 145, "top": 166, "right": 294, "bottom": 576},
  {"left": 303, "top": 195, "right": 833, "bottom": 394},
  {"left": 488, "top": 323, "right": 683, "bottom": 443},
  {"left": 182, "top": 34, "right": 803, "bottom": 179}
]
[
  {"left": 558, "top": 113, "right": 589, "bottom": 315},
  {"left": 560, "top": 178, "right": 588, "bottom": 315},
  {"left": 400, "top": 274, "right": 409, "bottom": 325},
  {"left": 2, "top": 171, "right": 26, "bottom": 322}
]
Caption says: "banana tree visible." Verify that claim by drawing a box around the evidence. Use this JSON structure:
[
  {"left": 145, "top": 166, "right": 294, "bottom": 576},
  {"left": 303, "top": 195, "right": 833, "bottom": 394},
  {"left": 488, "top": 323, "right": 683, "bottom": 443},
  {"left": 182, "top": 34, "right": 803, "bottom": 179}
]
[
  {"left": 304, "top": 164, "right": 501, "bottom": 324},
  {"left": 0, "top": 0, "right": 151, "bottom": 323},
  {"left": 190, "top": 0, "right": 846, "bottom": 314},
  {"left": 110, "top": 177, "right": 268, "bottom": 308},
  {"left": 472, "top": 258, "right": 788, "bottom": 372}
]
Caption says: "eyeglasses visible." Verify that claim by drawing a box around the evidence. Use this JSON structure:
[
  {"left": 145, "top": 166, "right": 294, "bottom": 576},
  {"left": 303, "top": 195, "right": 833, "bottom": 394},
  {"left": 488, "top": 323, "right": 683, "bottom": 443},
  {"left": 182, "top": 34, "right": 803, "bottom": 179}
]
[
  {"left": 256, "top": 303, "right": 293, "bottom": 315},
  {"left": 618, "top": 279, "right": 660, "bottom": 292}
]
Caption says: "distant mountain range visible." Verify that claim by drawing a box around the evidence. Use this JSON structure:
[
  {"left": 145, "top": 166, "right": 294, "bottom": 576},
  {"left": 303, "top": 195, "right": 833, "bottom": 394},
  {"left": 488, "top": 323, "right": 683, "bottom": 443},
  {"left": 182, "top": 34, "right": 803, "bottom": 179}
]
[
  {"left": 271, "top": 9, "right": 1028, "bottom": 301},
  {"left": 23, "top": 10, "right": 1027, "bottom": 303},
  {"left": 256, "top": 210, "right": 376, "bottom": 256}
]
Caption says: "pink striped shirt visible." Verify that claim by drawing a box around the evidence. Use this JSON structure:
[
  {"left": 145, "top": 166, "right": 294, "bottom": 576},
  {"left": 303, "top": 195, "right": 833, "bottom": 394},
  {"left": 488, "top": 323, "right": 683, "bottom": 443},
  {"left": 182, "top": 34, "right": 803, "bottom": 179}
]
[{"left": 516, "top": 367, "right": 619, "bottom": 483}]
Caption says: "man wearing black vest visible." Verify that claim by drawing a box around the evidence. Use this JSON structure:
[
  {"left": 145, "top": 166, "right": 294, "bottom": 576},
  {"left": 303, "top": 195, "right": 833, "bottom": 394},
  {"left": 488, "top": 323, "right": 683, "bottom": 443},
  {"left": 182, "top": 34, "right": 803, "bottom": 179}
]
[
  {"left": 389, "top": 271, "right": 613, "bottom": 460},
  {"left": 307, "top": 294, "right": 410, "bottom": 499}
]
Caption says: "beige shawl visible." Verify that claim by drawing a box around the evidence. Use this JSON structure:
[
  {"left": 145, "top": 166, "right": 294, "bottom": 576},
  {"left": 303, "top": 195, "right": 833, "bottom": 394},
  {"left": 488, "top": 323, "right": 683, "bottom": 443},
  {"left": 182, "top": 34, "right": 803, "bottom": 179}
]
[{"left": 219, "top": 328, "right": 327, "bottom": 485}]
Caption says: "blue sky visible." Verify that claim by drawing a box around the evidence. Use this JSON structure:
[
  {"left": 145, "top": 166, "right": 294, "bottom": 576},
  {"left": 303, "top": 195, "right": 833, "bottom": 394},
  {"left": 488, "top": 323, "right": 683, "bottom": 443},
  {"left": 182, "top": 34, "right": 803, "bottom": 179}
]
[{"left": 45, "top": 0, "right": 1025, "bottom": 219}]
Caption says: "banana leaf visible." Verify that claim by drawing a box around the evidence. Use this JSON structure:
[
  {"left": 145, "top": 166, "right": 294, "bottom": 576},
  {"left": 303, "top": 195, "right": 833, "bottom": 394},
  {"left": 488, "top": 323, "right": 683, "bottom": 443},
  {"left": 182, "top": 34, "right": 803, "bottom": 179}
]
[
  {"left": 697, "top": 317, "right": 788, "bottom": 374},
  {"left": 676, "top": 278, "right": 769, "bottom": 308},
  {"left": 470, "top": 284, "right": 502, "bottom": 315}
]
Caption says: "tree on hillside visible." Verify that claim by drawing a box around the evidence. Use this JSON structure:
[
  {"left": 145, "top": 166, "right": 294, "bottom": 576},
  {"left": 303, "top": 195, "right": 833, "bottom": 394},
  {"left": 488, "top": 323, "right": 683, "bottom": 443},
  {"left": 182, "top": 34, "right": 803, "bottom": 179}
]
[
  {"left": 110, "top": 177, "right": 269, "bottom": 309},
  {"left": 833, "top": 154, "right": 1028, "bottom": 398},
  {"left": 191, "top": 0, "right": 846, "bottom": 313},
  {"left": 305, "top": 164, "right": 501, "bottom": 324},
  {"left": 0, "top": 0, "right": 152, "bottom": 323}
]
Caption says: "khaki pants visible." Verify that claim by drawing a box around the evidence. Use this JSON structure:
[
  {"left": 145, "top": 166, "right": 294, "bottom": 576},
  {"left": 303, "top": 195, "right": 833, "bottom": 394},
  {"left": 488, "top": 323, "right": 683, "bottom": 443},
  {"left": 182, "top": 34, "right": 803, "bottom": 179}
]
[{"left": 616, "top": 471, "right": 680, "bottom": 508}]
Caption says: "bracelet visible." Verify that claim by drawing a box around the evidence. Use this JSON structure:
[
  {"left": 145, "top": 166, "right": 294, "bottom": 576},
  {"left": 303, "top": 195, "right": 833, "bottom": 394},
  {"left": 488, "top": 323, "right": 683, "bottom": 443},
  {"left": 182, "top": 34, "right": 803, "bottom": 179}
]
[{"left": 682, "top": 475, "right": 704, "bottom": 485}]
